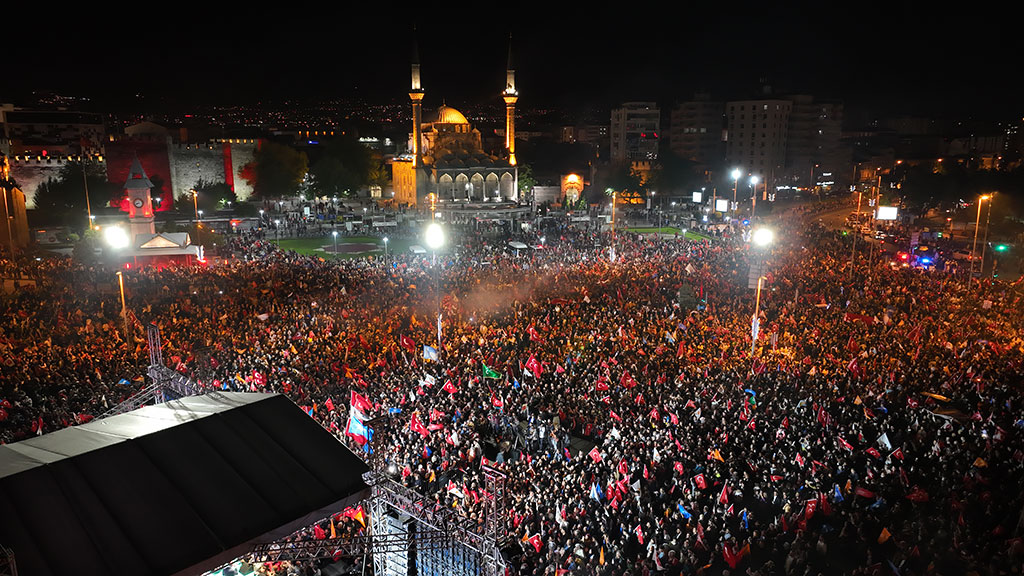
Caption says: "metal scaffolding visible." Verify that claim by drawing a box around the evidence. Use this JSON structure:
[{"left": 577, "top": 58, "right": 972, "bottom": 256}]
[
  {"left": 239, "top": 471, "right": 508, "bottom": 576},
  {"left": 100, "top": 323, "right": 206, "bottom": 419},
  {"left": 0, "top": 543, "right": 17, "bottom": 576}
]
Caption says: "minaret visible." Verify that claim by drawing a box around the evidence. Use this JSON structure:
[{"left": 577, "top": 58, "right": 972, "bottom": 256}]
[
  {"left": 124, "top": 154, "right": 155, "bottom": 241},
  {"left": 502, "top": 34, "right": 518, "bottom": 167},
  {"left": 409, "top": 30, "right": 425, "bottom": 167}
]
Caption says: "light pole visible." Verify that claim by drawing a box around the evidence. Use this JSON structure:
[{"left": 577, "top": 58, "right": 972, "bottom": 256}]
[
  {"left": 749, "top": 176, "right": 759, "bottom": 219},
  {"left": 978, "top": 194, "right": 995, "bottom": 284},
  {"left": 731, "top": 168, "right": 741, "bottom": 212},
  {"left": 191, "top": 190, "right": 199, "bottom": 223},
  {"left": 274, "top": 219, "right": 281, "bottom": 246},
  {"left": 82, "top": 157, "right": 93, "bottom": 230},
  {"left": 970, "top": 195, "right": 990, "bottom": 277},
  {"left": 424, "top": 222, "right": 445, "bottom": 347},
  {"left": 383, "top": 236, "right": 389, "bottom": 263},
  {"left": 197, "top": 209, "right": 203, "bottom": 223},
  {"left": 116, "top": 270, "right": 130, "bottom": 343},
  {"left": 750, "top": 228, "right": 774, "bottom": 354},
  {"left": 332, "top": 230, "right": 338, "bottom": 256}
]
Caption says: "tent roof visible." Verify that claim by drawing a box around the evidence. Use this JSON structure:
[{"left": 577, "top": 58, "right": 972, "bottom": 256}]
[{"left": 0, "top": 392, "right": 369, "bottom": 576}]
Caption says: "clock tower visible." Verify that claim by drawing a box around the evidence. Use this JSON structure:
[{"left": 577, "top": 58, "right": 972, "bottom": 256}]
[{"left": 124, "top": 155, "right": 155, "bottom": 241}]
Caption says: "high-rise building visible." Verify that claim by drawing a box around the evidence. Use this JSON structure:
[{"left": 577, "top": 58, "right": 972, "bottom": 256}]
[
  {"left": 725, "top": 99, "right": 791, "bottom": 180},
  {"left": 610, "top": 102, "right": 660, "bottom": 162},
  {"left": 786, "top": 95, "right": 845, "bottom": 188},
  {"left": 670, "top": 94, "right": 723, "bottom": 166}
]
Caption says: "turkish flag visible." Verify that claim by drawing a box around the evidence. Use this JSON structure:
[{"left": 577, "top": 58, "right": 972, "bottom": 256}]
[
  {"left": 695, "top": 474, "right": 707, "bottom": 489},
  {"left": 588, "top": 447, "right": 602, "bottom": 462}
]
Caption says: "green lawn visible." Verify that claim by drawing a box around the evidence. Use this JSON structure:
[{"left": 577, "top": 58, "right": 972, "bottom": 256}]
[
  {"left": 276, "top": 235, "right": 417, "bottom": 259},
  {"left": 625, "top": 227, "right": 711, "bottom": 241}
]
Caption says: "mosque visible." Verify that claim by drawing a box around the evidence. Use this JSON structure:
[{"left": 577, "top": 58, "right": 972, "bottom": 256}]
[{"left": 391, "top": 38, "right": 520, "bottom": 212}]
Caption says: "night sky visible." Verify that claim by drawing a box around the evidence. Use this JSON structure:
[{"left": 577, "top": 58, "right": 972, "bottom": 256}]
[{"left": 7, "top": 2, "right": 1018, "bottom": 122}]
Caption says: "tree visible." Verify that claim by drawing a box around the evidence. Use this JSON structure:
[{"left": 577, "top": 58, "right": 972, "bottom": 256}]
[
  {"left": 239, "top": 142, "right": 308, "bottom": 197},
  {"left": 517, "top": 163, "right": 537, "bottom": 200},
  {"left": 309, "top": 156, "right": 360, "bottom": 197},
  {"left": 647, "top": 153, "right": 703, "bottom": 197},
  {"left": 307, "top": 135, "right": 376, "bottom": 198},
  {"left": 31, "top": 161, "right": 118, "bottom": 228}
]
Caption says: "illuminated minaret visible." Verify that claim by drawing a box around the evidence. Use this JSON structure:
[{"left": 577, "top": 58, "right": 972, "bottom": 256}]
[
  {"left": 502, "top": 34, "right": 518, "bottom": 166},
  {"left": 409, "top": 31, "right": 424, "bottom": 167}
]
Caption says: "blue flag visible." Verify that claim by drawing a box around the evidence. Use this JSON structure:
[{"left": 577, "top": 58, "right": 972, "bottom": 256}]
[
  {"left": 513, "top": 378, "right": 521, "bottom": 389},
  {"left": 117, "top": 378, "right": 130, "bottom": 386},
  {"left": 346, "top": 417, "right": 373, "bottom": 444},
  {"left": 744, "top": 388, "right": 757, "bottom": 398},
  {"left": 388, "top": 407, "right": 403, "bottom": 415},
  {"left": 590, "top": 482, "right": 605, "bottom": 502},
  {"left": 678, "top": 504, "right": 692, "bottom": 519},
  {"left": 834, "top": 484, "right": 844, "bottom": 502},
  {"left": 423, "top": 345, "right": 438, "bottom": 361},
  {"left": 741, "top": 509, "right": 749, "bottom": 529}
]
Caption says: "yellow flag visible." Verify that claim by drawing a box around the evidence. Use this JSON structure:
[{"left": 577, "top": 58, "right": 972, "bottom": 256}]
[
  {"left": 599, "top": 547, "right": 605, "bottom": 565},
  {"left": 330, "top": 519, "right": 337, "bottom": 539},
  {"left": 854, "top": 396, "right": 863, "bottom": 405},
  {"left": 878, "top": 527, "right": 891, "bottom": 544},
  {"left": 973, "top": 457, "right": 987, "bottom": 468},
  {"left": 712, "top": 449, "right": 725, "bottom": 462}
]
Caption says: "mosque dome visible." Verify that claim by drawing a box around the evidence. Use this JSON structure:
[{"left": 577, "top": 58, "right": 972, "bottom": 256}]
[{"left": 434, "top": 105, "right": 469, "bottom": 124}]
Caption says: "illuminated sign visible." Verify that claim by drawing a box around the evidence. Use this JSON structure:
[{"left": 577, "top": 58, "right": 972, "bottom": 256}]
[
  {"left": 715, "top": 199, "right": 729, "bottom": 212},
  {"left": 692, "top": 192, "right": 703, "bottom": 203},
  {"left": 876, "top": 206, "right": 898, "bottom": 220}
]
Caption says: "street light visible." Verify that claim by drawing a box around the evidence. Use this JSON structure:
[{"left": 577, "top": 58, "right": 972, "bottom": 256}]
[
  {"left": 332, "top": 230, "right": 338, "bottom": 255},
  {"left": 383, "top": 236, "right": 389, "bottom": 263},
  {"left": 970, "top": 195, "right": 991, "bottom": 277},
  {"left": 197, "top": 209, "right": 204, "bottom": 222},
  {"left": 191, "top": 189, "right": 199, "bottom": 223},
  {"left": 424, "top": 223, "right": 445, "bottom": 347},
  {"left": 274, "top": 219, "right": 281, "bottom": 246}
]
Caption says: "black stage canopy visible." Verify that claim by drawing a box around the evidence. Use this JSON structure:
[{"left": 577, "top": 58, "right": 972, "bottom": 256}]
[{"left": 0, "top": 392, "right": 369, "bottom": 576}]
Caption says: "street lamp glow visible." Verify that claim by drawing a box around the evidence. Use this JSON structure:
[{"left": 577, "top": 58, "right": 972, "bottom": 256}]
[
  {"left": 750, "top": 176, "right": 759, "bottom": 185},
  {"left": 425, "top": 222, "right": 445, "bottom": 250},
  {"left": 332, "top": 230, "right": 338, "bottom": 237},
  {"left": 104, "top": 225, "right": 130, "bottom": 249},
  {"left": 752, "top": 228, "right": 774, "bottom": 247},
  {"left": 731, "top": 168, "right": 742, "bottom": 181}
]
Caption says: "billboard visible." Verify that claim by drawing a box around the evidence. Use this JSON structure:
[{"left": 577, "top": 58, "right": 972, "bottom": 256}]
[
  {"left": 692, "top": 191, "right": 703, "bottom": 203},
  {"left": 876, "top": 206, "right": 898, "bottom": 220},
  {"left": 715, "top": 199, "right": 729, "bottom": 212}
]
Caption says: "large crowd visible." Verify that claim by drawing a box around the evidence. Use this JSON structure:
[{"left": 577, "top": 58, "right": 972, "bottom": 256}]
[{"left": 2, "top": 203, "right": 1024, "bottom": 576}]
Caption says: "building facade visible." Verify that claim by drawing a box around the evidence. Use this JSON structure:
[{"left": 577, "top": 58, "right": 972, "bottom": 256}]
[
  {"left": 670, "top": 94, "right": 724, "bottom": 166},
  {"left": 1, "top": 154, "right": 30, "bottom": 253},
  {"left": 785, "top": 95, "right": 845, "bottom": 188},
  {"left": 725, "top": 99, "right": 791, "bottom": 181},
  {"left": 610, "top": 102, "right": 660, "bottom": 162},
  {"left": 391, "top": 39, "right": 518, "bottom": 209}
]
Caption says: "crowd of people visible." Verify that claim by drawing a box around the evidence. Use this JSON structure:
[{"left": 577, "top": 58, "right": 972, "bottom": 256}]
[{"left": 2, "top": 201, "right": 1024, "bottom": 576}]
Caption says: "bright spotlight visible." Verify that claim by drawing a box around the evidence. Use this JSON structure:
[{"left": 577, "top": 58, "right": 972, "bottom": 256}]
[
  {"left": 731, "top": 168, "right": 742, "bottom": 180},
  {"left": 104, "top": 226, "right": 130, "bottom": 249},
  {"left": 425, "top": 222, "right": 445, "bottom": 250},
  {"left": 752, "top": 228, "right": 774, "bottom": 247}
]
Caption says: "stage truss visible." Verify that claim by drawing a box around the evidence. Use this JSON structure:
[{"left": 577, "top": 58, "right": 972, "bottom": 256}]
[
  {"left": 100, "top": 323, "right": 207, "bottom": 419},
  {"left": 246, "top": 470, "right": 508, "bottom": 576}
]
